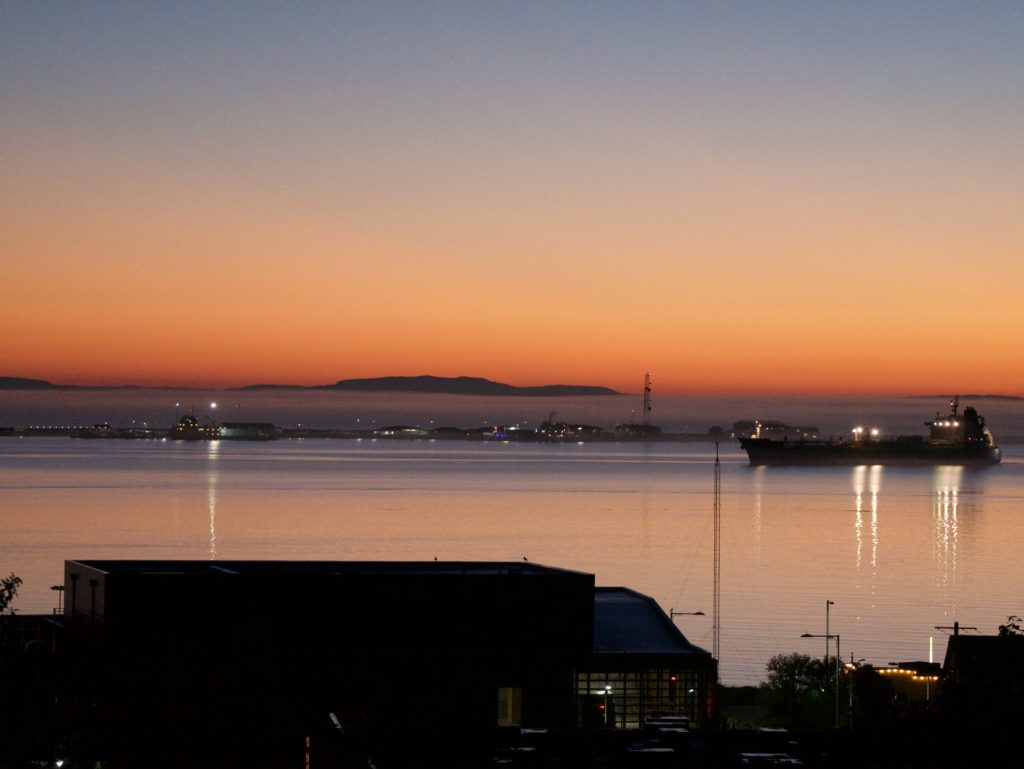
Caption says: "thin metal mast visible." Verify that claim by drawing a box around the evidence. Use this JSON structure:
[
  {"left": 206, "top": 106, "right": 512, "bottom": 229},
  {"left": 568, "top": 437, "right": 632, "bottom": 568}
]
[
  {"left": 642, "top": 372, "right": 652, "bottom": 427},
  {"left": 713, "top": 441, "right": 721, "bottom": 663}
]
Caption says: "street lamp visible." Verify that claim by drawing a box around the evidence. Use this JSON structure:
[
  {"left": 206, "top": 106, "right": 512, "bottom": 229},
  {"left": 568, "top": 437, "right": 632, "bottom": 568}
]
[
  {"left": 669, "top": 609, "right": 706, "bottom": 619},
  {"left": 801, "top": 632, "right": 841, "bottom": 728},
  {"left": 825, "top": 600, "right": 834, "bottom": 663},
  {"left": 603, "top": 685, "right": 612, "bottom": 726}
]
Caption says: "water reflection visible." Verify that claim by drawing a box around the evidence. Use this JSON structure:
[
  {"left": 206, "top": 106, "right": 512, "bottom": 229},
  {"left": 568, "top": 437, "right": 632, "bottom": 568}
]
[
  {"left": 751, "top": 466, "right": 765, "bottom": 561},
  {"left": 933, "top": 466, "right": 961, "bottom": 589},
  {"left": 2, "top": 439, "right": 1019, "bottom": 685},
  {"left": 852, "top": 465, "right": 882, "bottom": 570},
  {"left": 207, "top": 442, "right": 220, "bottom": 559}
]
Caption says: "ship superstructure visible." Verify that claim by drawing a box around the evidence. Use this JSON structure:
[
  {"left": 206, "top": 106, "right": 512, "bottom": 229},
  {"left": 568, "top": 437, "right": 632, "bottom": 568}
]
[{"left": 739, "top": 398, "right": 1000, "bottom": 466}]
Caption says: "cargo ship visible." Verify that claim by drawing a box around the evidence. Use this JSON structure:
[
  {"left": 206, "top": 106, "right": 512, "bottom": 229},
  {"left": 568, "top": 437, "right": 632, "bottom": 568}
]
[{"left": 739, "top": 398, "right": 1001, "bottom": 466}]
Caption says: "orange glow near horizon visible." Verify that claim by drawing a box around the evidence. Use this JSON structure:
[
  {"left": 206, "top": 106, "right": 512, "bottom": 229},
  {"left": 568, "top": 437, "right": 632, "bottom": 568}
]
[
  {"left": 3, "top": 5, "right": 1023, "bottom": 397},
  {"left": 5, "top": 174, "right": 1023, "bottom": 395}
]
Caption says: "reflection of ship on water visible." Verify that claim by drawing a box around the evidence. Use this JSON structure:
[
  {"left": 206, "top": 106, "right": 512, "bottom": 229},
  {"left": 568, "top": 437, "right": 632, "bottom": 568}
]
[
  {"left": 852, "top": 465, "right": 881, "bottom": 571},
  {"left": 933, "top": 466, "right": 962, "bottom": 590},
  {"left": 739, "top": 398, "right": 1001, "bottom": 466}
]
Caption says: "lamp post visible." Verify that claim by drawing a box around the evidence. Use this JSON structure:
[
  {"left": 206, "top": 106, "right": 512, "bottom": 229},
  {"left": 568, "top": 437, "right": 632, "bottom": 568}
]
[
  {"left": 669, "top": 609, "right": 705, "bottom": 619},
  {"left": 825, "top": 600, "right": 834, "bottom": 663},
  {"left": 846, "top": 657, "right": 864, "bottom": 726},
  {"left": 801, "top": 632, "right": 841, "bottom": 728},
  {"left": 603, "top": 685, "right": 612, "bottom": 726}
]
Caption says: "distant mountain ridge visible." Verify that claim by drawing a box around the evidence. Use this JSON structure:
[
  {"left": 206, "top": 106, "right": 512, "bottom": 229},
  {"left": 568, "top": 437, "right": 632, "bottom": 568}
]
[
  {"left": 239, "top": 376, "right": 618, "bottom": 396},
  {"left": 4, "top": 376, "right": 1022, "bottom": 400},
  {"left": 908, "top": 394, "right": 1024, "bottom": 402},
  {"left": 325, "top": 376, "right": 618, "bottom": 396},
  {"left": 0, "top": 377, "right": 59, "bottom": 389},
  {"left": 0, "top": 377, "right": 165, "bottom": 391},
  {"left": 0, "top": 375, "right": 617, "bottom": 396}
]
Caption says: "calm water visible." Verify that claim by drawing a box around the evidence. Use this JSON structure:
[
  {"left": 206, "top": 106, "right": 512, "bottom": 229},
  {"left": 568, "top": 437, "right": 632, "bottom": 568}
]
[{"left": 3, "top": 428, "right": 1023, "bottom": 686}]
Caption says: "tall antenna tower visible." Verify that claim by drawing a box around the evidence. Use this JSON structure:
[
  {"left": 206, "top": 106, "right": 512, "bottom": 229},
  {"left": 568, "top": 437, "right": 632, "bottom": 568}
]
[
  {"left": 712, "top": 442, "right": 721, "bottom": 665},
  {"left": 642, "top": 372, "right": 652, "bottom": 427}
]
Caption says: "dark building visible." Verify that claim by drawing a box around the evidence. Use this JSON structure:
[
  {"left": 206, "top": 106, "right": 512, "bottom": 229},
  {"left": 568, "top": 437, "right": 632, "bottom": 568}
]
[
  {"left": 59, "top": 559, "right": 715, "bottom": 766},
  {"left": 939, "top": 633, "right": 1024, "bottom": 725},
  {"left": 580, "top": 587, "right": 715, "bottom": 729}
]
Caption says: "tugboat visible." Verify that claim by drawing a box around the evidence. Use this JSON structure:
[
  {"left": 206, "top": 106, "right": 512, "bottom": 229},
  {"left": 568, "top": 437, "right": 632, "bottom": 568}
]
[{"left": 739, "top": 397, "right": 1001, "bottom": 466}]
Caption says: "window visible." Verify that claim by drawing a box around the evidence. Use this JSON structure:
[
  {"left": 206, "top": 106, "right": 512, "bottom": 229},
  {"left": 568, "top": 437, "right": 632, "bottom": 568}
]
[
  {"left": 575, "top": 669, "right": 706, "bottom": 728},
  {"left": 497, "top": 687, "right": 522, "bottom": 727}
]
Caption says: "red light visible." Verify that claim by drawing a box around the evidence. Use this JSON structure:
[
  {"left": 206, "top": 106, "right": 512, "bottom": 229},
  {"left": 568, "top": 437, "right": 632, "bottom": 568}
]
[
  {"left": 670, "top": 676, "right": 677, "bottom": 681},
  {"left": 597, "top": 705, "right": 605, "bottom": 710}
]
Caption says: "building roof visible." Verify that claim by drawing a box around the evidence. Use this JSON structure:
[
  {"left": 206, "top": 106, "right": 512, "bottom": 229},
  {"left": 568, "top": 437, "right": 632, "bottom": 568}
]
[
  {"left": 943, "top": 634, "right": 1024, "bottom": 681},
  {"left": 67, "top": 559, "right": 589, "bottom": 578},
  {"left": 593, "top": 587, "right": 710, "bottom": 655}
]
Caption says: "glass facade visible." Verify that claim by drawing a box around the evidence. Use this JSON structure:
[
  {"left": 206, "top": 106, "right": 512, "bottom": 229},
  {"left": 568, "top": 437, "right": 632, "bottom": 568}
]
[{"left": 574, "top": 668, "right": 710, "bottom": 729}]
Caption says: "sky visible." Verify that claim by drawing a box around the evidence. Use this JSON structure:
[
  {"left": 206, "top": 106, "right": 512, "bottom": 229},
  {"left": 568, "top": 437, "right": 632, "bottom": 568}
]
[{"left": 2, "top": 1, "right": 1022, "bottom": 395}]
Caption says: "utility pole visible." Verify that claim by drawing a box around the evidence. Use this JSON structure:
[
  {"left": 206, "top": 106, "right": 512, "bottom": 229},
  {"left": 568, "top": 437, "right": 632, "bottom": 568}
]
[{"left": 935, "top": 621, "right": 976, "bottom": 636}]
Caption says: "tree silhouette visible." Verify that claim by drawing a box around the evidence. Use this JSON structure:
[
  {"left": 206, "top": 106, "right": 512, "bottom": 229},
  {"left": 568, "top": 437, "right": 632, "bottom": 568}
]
[
  {"left": 998, "top": 615, "right": 1023, "bottom": 636},
  {"left": 761, "top": 653, "right": 832, "bottom": 729},
  {"left": 0, "top": 572, "right": 22, "bottom": 615}
]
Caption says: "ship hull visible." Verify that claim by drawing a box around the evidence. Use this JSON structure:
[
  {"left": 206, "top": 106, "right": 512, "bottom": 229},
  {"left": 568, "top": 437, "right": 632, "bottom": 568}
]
[{"left": 739, "top": 438, "right": 1001, "bottom": 466}]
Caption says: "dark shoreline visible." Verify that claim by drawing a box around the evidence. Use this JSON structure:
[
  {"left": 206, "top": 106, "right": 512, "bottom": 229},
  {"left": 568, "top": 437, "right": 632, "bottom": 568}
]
[{"left": 0, "top": 424, "right": 719, "bottom": 443}]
